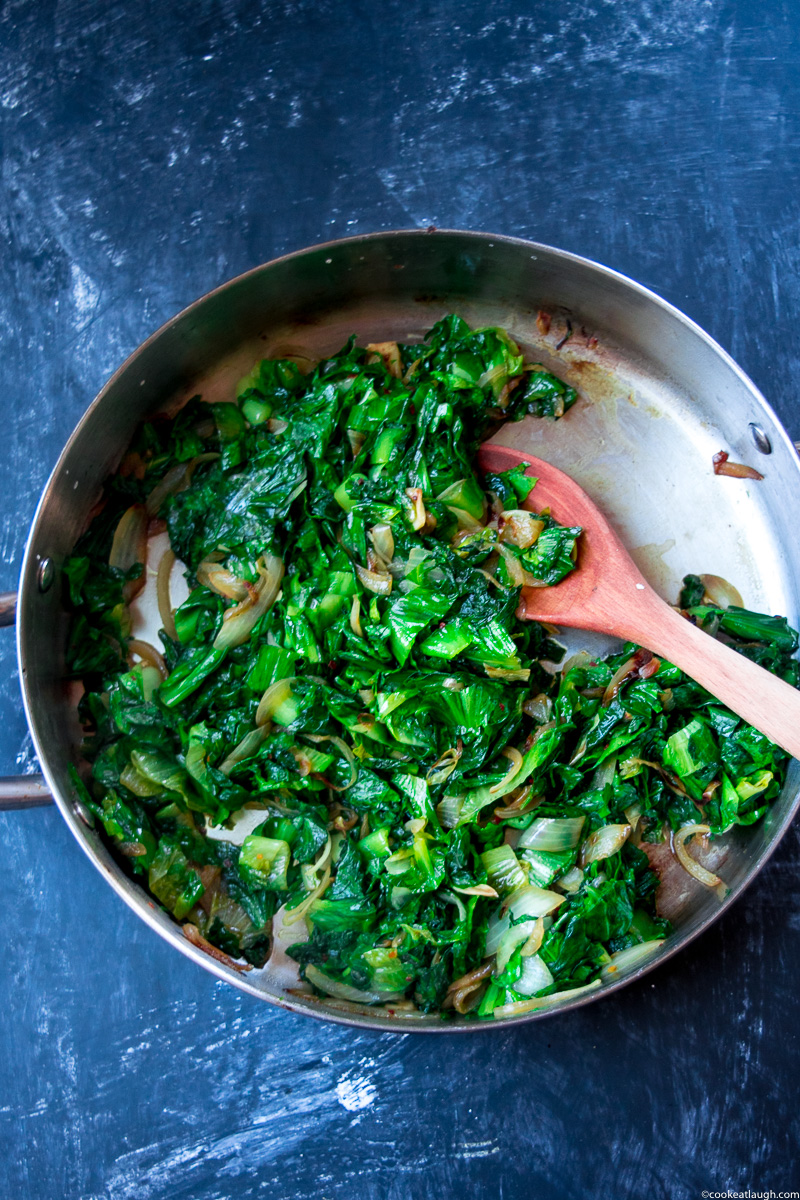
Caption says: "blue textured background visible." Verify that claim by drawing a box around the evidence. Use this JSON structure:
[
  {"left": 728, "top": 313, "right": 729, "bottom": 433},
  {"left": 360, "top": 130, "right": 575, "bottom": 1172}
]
[{"left": 2, "top": 2, "right": 799, "bottom": 1196}]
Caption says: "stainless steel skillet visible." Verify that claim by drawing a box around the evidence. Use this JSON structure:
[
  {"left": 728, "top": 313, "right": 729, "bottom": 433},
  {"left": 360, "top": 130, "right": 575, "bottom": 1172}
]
[{"left": 2, "top": 229, "right": 798, "bottom": 1030}]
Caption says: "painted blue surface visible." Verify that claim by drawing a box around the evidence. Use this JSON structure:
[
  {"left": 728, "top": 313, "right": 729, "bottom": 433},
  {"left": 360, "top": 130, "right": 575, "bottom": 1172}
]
[{"left": 1, "top": 2, "right": 799, "bottom": 1195}]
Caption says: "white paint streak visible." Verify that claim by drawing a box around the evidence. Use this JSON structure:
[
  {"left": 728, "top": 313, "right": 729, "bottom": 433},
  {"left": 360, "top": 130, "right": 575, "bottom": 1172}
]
[
  {"left": 70, "top": 263, "right": 100, "bottom": 317},
  {"left": 335, "top": 1073, "right": 377, "bottom": 1112}
]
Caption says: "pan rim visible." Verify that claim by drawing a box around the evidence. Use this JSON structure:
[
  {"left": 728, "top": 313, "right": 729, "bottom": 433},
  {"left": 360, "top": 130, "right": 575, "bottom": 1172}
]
[{"left": 17, "top": 227, "right": 800, "bottom": 1031}]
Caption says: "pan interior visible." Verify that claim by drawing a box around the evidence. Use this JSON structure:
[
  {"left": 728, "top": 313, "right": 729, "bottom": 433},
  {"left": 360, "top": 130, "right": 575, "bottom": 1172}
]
[{"left": 20, "top": 234, "right": 800, "bottom": 1030}]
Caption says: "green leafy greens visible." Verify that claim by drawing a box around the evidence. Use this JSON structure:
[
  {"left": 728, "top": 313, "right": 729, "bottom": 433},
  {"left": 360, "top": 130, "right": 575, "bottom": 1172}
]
[{"left": 63, "top": 315, "right": 798, "bottom": 1019}]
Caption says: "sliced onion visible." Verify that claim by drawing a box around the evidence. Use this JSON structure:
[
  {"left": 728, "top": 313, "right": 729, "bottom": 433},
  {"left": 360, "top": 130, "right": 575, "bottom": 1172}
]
[
  {"left": 355, "top": 563, "right": 392, "bottom": 595},
  {"left": 156, "top": 546, "right": 178, "bottom": 641},
  {"left": 214, "top": 554, "right": 284, "bottom": 650},
  {"left": 489, "top": 747, "right": 524, "bottom": 795},
  {"left": 492, "top": 786, "right": 543, "bottom": 820},
  {"left": 555, "top": 865, "right": 584, "bottom": 893},
  {"left": 145, "top": 461, "right": 190, "bottom": 518},
  {"left": 219, "top": 725, "right": 270, "bottom": 774},
  {"left": 196, "top": 560, "right": 250, "bottom": 601},
  {"left": 290, "top": 993, "right": 430, "bottom": 1019},
  {"left": 602, "top": 648, "right": 653, "bottom": 706},
  {"left": 182, "top": 923, "right": 251, "bottom": 973},
  {"left": 600, "top": 940, "right": 665, "bottom": 982},
  {"left": 477, "top": 362, "right": 508, "bottom": 392},
  {"left": 453, "top": 883, "right": 499, "bottom": 898},
  {"left": 443, "top": 962, "right": 494, "bottom": 1014},
  {"left": 127, "top": 638, "right": 168, "bottom": 679},
  {"left": 145, "top": 453, "right": 218, "bottom": 517},
  {"left": 493, "top": 979, "right": 601, "bottom": 1019},
  {"left": 370, "top": 523, "right": 395, "bottom": 563},
  {"left": 624, "top": 802, "right": 643, "bottom": 833},
  {"left": 445, "top": 962, "right": 494, "bottom": 993},
  {"left": 500, "top": 511, "right": 545, "bottom": 549},
  {"left": 283, "top": 838, "right": 333, "bottom": 926},
  {"left": 302, "top": 734, "right": 358, "bottom": 791},
  {"left": 518, "top": 816, "right": 585, "bottom": 853},
  {"left": 350, "top": 596, "right": 363, "bottom": 637},
  {"left": 523, "top": 694, "right": 553, "bottom": 722},
  {"left": 304, "top": 963, "right": 406, "bottom": 1005},
  {"left": 592, "top": 755, "right": 618, "bottom": 789},
  {"left": 347, "top": 428, "right": 367, "bottom": 457},
  {"left": 699, "top": 573, "right": 743, "bottom": 609},
  {"left": 267, "top": 417, "right": 289, "bottom": 434},
  {"left": 498, "top": 544, "right": 525, "bottom": 587},
  {"left": 404, "top": 487, "right": 427, "bottom": 531},
  {"left": 447, "top": 507, "right": 484, "bottom": 532},
  {"left": 514, "top": 953, "right": 554, "bottom": 997},
  {"left": 427, "top": 742, "right": 463, "bottom": 787},
  {"left": 561, "top": 650, "right": 593, "bottom": 677},
  {"left": 256, "top": 677, "right": 296, "bottom": 727},
  {"left": 440, "top": 890, "right": 467, "bottom": 922},
  {"left": 365, "top": 341, "right": 403, "bottom": 378},
  {"left": 504, "top": 884, "right": 564, "bottom": 920},
  {"left": 521, "top": 570, "right": 550, "bottom": 588},
  {"left": 109, "top": 504, "right": 148, "bottom": 602},
  {"left": 435, "top": 793, "right": 464, "bottom": 829},
  {"left": 519, "top": 916, "right": 545, "bottom": 957},
  {"left": 712, "top": 451, "right": 764, "bottom": 480},
  {"left": 580, "top": 823, "right": 631, "bottom": 867},
  {"left": 673, "top": 824, "right": 725, "bottom": 889}
]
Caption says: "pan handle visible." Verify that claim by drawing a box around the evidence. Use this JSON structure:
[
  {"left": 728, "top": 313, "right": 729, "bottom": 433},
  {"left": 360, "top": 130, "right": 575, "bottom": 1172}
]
[
  {"left": 0, "top": 591, "right": 16, "bottom": 628},
  {"left": 0, "top": 592, "right": 54, "bottom": 808},
  {"left": 0, "top": 775, "right": 53, "bottom": 810}
]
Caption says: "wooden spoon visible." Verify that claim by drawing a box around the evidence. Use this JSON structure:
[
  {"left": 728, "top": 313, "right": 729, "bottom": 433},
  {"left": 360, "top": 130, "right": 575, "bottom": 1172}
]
[{"left": 478, "top": 442, "right": 800, "bottom": 760}]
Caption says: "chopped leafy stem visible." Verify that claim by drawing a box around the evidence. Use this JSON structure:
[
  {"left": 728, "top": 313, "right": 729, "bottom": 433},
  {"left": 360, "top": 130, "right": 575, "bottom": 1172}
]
[{"left": 64, "top": 314, "right": 799, "bottom": 1018}]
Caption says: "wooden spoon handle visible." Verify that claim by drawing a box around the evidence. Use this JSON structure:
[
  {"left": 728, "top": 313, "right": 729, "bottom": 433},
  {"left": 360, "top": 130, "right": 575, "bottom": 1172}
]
[{"left": 617, "top": 589, "right": 800, "bottom": 761}]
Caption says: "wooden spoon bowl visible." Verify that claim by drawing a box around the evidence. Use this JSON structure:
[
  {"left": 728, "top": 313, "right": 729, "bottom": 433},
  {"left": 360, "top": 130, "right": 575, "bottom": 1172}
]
[{"left": 478, "top": 442, "right": 800, "bottom": 761}]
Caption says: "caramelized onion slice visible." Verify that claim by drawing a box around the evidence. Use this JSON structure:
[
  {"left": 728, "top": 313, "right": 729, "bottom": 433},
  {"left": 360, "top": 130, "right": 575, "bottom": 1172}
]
[
  {"left": 500, "top": 510, "right": 545, "bottom": 549},
  {"left": 349, "top": 596, "right": 363, "bottom": 637},
  {"left": 498, "top": 544, "right": 525, "bottom": 587},
  {"left": 602, "top": 648, "right": 653, "bottom": 706},
  {"left": 127, "top": 638, "right": 168, "bottom": 679},
  {"left": 369, "top": 523, "right": 395, "bottom": 564},
  {"left": 489, "top": 747, "right": 524, "bottom": 795},
  {"left": 580, "top": 823, "right": 631, "bottom": 867},
  {"left": 493, "top": 980, "right": 602, "bottom": 1019},
  {"left": 673, "top": 824, "right": 725, "bottom": 889},
  {"left": 355, "top": 563, "right": 392, "bottom": 595},
  {"left": 365, "top": 341, "right": 403, "bottom": 378},
  {"left": 712, "top": 450, "right": 764, "bottom": 480},
  {"left": 427, "top": 742, "right": 463, "bottom": 787},
  {"left": 699, "top": 573, "right": 743, "bottom": 609},
  {"left": 305, "top": 963, "right": 405, "bottom": 1005},
  {"left": 156, "top": 547, "right": 178, "bottom": 641},
  {"left": 182, "top": 923, "right": 252, "bottom": 973},
  {"left": 196, "top": 560, "right": 250, "bottom": 601},
  {"left": 213, "top": 554, "right": 284, "bottom": 650},
  {"left": 443, "top": 962, "right": 494, "bottom": 1015},
  {"left": 256, "top": 677, "right": 296, "bottom": 727},
  {"left": 109, "top": 504, "right": 148, "bottom": 602},
  {"left": 302, "top": 734, "right": 358, "bottom": 791},
  {"left": 404, "top": 487, "right": 427, "bottom": 531}
]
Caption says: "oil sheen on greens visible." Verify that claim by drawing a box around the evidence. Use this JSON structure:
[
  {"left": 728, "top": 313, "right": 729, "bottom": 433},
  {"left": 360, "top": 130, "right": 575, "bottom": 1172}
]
[{"left": 63, "top": 314, "right": 799, "bottom": 1020}]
